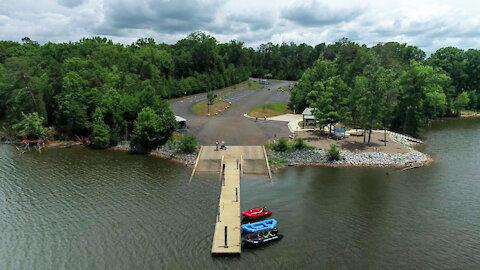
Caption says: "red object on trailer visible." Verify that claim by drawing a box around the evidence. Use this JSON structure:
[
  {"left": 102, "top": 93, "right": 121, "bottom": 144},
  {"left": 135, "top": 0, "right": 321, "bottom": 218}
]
[{"left": 242, "top": 207, "right": 272, "bottom": 220}]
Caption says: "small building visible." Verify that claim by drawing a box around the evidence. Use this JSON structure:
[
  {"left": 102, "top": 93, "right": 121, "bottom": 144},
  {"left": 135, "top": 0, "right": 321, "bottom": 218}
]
[
  {"left": 302, "top": 108, "right": 316, "bottom": 126},
  {"left": 175, "top": 115, "right": 187, "bottom": 129}
]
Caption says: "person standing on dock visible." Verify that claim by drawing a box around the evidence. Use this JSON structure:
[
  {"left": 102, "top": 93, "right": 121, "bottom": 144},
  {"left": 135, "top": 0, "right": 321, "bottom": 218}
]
[{"left": 216, "top": 140, "right": 219, "bottom": 151}]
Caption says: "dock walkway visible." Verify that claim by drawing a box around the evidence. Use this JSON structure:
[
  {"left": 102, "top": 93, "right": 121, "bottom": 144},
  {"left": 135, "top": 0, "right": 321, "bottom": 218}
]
[{"left": 211, "top": 159, "right": 241, "bottom": 255}]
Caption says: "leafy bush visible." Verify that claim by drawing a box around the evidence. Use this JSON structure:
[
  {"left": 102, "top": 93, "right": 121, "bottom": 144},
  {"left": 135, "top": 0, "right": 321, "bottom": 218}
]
[
  {"left": 167, "top": 137, "right": 177, "bottom": 150},
  {"left": 179, "top": 134, "right": 197, "bottom": 154},
  {"left": 12, "top": 112, "right": 47, "bottom": 140},
  {"left": 273, "top": 138, "right": 289, "bottom": 152},
  {"left": 293, "top": 138, "right": 309, "bottom": 150},
  {"left": 328, "top": 144, "right": 341, "bottom": 161}
]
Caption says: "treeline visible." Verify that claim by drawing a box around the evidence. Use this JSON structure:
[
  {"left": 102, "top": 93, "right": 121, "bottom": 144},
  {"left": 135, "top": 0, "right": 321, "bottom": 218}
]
[
  {"left": 1, "top": 32, "right": 479, "bottom": 145},
  {"left": 291, "top": 39, "right": 479, "bottom": 137},
  {"left": 0, "top": 32, "right": 324, "bottom": 148}
]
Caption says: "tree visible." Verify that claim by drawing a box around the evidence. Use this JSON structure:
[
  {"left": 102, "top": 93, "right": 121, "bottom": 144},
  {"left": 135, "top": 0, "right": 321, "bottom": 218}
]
[
  {"left": 90, "top": 108, "right": 110, "bottom": 149},
  {"left": 307, "top": 76, "right": 349, "bottom": 135},
  {"left": 131, "top": 107, "right": 163, "bottom": 150},
  {"left": 12, "top": 112, "right": 47, "bottom": 139},
  {"left": 396, "top": 61, "right": 449, "bottom": 135},
  {"left": 131, "top": 107, "right": 177, "bottom": 150},
  {"left": 453, "top": 92, "right": 470, "bottom": 115},
  {"left": 207, "top": 90, "right": 215, "bottom": 105}
]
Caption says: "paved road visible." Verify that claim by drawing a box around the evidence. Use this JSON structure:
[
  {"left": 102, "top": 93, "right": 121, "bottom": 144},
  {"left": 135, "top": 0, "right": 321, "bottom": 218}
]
[{"left": 170, "top": 79, "right": 294, "bottom": 146}]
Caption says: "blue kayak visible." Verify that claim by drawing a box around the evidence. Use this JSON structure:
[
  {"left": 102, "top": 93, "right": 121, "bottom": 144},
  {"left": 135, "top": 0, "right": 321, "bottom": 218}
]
[{"left": 241, "top": 219, "right": 277, "bottom": 233}]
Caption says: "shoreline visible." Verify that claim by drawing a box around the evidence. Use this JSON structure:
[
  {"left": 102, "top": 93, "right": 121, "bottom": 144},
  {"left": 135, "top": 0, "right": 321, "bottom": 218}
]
[
  {"left": 3, "top": 138, "right": 431, "bottom": 172},
  {"left": 2, "top": 139, "right": 197, "bottom": 168},
  {"left": 109, "top": 143, "right": 197, "bottom": 168}
]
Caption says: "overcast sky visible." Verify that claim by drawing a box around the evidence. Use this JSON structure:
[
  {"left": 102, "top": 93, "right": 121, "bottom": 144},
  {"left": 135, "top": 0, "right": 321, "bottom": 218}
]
[{"left": 1, "top": 0, "right": 479, "bottom": 54}]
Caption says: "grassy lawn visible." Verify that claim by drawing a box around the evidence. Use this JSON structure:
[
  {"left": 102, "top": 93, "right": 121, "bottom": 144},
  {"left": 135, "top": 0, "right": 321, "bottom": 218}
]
[
  {"left": 278, "top": 87, "right": 290, "bottom": 92},
  {"left": 248, "top": 102, "right": 292, "bottom": 118},
  {"left": 191, "top": 99, "right": 232, "bottom": 116}
]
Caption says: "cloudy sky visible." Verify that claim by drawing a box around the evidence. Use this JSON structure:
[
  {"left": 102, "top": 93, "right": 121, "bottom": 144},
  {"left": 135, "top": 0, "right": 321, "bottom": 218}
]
[{"left": 1, "top": 0, "right": 480, "bottom": 54}]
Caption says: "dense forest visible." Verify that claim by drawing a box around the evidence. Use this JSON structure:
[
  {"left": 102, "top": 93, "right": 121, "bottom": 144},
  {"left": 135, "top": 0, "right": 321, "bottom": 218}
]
[
  {"left": 291, "top": 39, "right": 480, "bottom": 137},
  {"left": 1, "top": 32, "right": 479, "bottom": 148}
]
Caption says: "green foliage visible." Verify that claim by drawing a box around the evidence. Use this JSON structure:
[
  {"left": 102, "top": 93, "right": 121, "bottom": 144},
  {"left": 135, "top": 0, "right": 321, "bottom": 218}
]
[
  {"left": 267, "top": 137, "right": 314, "bottom": 152},
  {"left": 131, "top": 107, "right": 177, "bottom": 150},
  {"left": 454, "top": 92, "right": 470, "bottom": 115},
  {"left": 1, "top": 34, "right": 479, "bottom": 145},
  {"left": 248, "top": 103, "right": 291, "bottom": 118},
  {"left": 293, "top": 138, "right": 313, "bottom": 150},
  {"left": 178, "top": 134, "right": 198, "bottom": 154},
  {"left": 273, "top": 138, "right": 289, "bottom": 152},
  {"left": 12, "top": 112, "right": 47, "bottom": 139},
  {"left": 207, "top": 91, "right": 215, "bottom": 105},
  {"left": 167, "top": 137, "right": 177, "bottom": 150},
  {"left": 90, "top": 108, "right": 110, "bottom": 149},
  {"left": 268, "top": 157, "right": 289, "bottom": 167},
  {"left": 328, "top": 144, "right": 341, "bottom": 161}
]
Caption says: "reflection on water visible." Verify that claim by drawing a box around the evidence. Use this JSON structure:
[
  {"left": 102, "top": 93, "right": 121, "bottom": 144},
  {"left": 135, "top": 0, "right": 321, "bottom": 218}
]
[{"left": 0, "top": 117, "right": 479, "bottom": 269}]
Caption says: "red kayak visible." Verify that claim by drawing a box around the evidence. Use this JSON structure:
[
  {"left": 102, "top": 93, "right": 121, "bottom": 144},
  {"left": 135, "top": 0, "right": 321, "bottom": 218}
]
[{"left": 242, "top": 207, "right": 272, "bottom": 220}]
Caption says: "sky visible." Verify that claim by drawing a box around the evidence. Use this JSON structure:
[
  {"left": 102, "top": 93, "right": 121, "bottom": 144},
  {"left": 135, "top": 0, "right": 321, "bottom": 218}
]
[{"left": 1, "top": 0, "right": 480, "bottom": 54}]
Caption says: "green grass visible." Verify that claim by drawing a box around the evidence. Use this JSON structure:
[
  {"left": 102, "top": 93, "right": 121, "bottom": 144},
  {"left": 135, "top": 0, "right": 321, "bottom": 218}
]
[
  {"left": 218, "top": 81, "right": 262, "bottom": 99},
  {"left": 278, "top": 87, "right": 290, "bottom": 92},
  {"left": 191, "top": 99, "right": 231, "bottom": 116},
  {"left": 190, "top": 80, "right": 263, "bottom": 116},
  {"left": 248, "top": 103, "right": 292, "bottom": 118},
  {"left": 268, "top": 157, "right": 289, "bottom": 167}
]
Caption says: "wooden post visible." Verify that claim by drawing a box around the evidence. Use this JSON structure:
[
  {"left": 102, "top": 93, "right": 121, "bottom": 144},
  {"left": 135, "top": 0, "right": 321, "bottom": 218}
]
[{"left": 224, "top": 226, "right": 228, "bottom": 248}]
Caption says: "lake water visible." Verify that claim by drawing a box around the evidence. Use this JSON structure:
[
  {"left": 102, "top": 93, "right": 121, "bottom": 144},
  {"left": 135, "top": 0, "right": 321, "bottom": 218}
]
[{"left": 1, "top": 118, "right": 479, "bottom": 269}]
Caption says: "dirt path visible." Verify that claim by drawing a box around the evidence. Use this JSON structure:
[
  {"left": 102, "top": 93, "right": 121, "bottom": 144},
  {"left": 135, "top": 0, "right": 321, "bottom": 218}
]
[{"left": 171, "top": 79, "right": 293, "bottom": 146}]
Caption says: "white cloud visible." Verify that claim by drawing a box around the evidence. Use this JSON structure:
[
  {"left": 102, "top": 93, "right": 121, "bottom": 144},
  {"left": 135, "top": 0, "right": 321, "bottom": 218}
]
[{"left": 0, "top": 0, "right": 479, "bottom": 54}]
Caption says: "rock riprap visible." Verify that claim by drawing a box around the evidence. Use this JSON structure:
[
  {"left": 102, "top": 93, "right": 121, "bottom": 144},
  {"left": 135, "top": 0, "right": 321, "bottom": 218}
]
[{"left": 269, "top": 148, "right": 429, "bottom": 168}]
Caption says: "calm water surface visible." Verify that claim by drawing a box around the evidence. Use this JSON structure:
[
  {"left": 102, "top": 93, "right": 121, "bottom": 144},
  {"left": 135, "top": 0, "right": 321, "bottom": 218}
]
[{"left": 1, "top": 118, "right": 479, "bottom": 269}]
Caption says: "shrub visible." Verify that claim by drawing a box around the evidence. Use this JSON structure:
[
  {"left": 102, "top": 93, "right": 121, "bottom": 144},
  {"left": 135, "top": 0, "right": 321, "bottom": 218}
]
[
  {"left": 12, "top": 112, "right": 47, "bottom": 140},
  {"left": 328, "top": 144, "right": 341, "bottom": 161},
  {"left": 293, "top": 138, "right": 308, "bottom": 150},
  {"left": 167, "top": 137, "right": 177, "bottom": 150},
  {"left": 179, "top": 134, "right": 197, "bottom": 154},
  {"left": 273, "top": 138, "right": 289, "bottom": 152}
]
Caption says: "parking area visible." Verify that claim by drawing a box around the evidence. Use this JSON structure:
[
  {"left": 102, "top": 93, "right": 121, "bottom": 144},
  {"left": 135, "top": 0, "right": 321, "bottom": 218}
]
[{"left": 170, "top": 79, "right": 295, "bottom": 145}]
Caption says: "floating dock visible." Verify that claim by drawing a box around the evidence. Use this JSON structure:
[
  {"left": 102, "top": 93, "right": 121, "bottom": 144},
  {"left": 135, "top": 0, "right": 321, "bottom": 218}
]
[{"left": 191, "top": 146, "right": 271, "bottom": 255}]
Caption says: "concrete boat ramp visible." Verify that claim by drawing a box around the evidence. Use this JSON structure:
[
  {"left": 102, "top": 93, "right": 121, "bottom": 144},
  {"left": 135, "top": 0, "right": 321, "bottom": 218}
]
[{"left": 190, "top": 146, "right": 272, "bottom": 255}]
